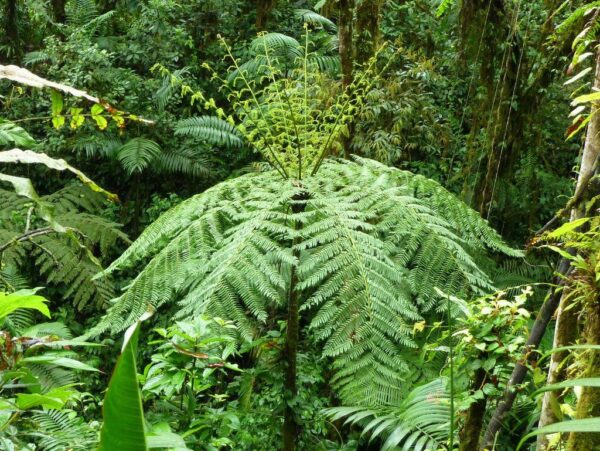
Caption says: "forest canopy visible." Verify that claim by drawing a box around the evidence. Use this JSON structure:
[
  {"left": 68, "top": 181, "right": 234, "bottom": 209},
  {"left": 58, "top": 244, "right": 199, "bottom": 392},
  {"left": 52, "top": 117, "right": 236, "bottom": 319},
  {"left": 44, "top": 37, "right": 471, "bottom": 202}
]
[{"left": 0, "top": 0, "right": 599, "bottom": 450}]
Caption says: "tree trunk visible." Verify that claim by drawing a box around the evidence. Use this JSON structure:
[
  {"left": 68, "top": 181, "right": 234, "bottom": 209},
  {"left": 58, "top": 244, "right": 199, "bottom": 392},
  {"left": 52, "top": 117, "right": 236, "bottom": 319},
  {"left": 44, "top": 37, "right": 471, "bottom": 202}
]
[
  {"left": 282, "top": 191, "right": 307, "bottom": 451},
  {"left": 355, "top": 0, "right": 382, "bottom": 65},
  {"left": 255, "top": 0, "right": 276, "bottom": 32},
  {"left": 536, "top": 291, "right": 579, "bottom": 450},
  {"left": 480, "top": 259, "right": 571, "bottom": 449},
  {"left": 51, "top": 0, "right": 67, "bottom": 23},
  {"left": 459, "top": 367, "right": 488, "bottom": 451},
  {"left": 567, "top": 300, "right": 600, "bottom": 450},
  {"left": 537, "top": 48, "right": 600, "bottom": 451},
  {"left": 3, "top": 0, "right": 20, "bottom": 64}
]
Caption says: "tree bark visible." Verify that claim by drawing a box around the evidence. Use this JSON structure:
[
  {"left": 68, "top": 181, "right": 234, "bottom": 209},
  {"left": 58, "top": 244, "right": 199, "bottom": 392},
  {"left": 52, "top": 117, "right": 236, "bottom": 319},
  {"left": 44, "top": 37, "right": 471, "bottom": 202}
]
[
  {"left": 51, "top": 0, "right": 67, "bottom": 23},
  {"left": 255, "top": 0, "right": 276, "bottom": 32},
  {"left": 355, "top": 0, "right": 382, "bottom": 65},
  {"left": 459, "top": 367, "right": 488, "bottom": 451},
  {"left": 537, "top": 48, "right": 600, "bottom": 451}
]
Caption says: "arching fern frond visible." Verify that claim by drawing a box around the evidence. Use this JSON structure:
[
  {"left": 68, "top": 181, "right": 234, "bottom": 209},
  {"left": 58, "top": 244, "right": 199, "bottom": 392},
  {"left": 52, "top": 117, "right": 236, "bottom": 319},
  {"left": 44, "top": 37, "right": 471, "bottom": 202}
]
[
  {"left": 295, "top": 9, "right": 337, "bottom": 31},
  {"left": 324, "top": 378, "right": 451, "bottom": 450},
  {"left": 117, "top": 138, "right": 162, "bottom": 175},
  {"left": 175, "top": 116, "right": 244, "bottom": 148},
  {"left": 29, "top": 409, "right": 98, "bottom": 451}
]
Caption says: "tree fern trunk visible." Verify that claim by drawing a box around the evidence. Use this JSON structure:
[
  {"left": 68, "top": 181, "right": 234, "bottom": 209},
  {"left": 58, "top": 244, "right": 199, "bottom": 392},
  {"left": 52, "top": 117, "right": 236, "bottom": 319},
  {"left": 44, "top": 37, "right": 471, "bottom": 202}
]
[
  {"left": 255, "top": 0, "right": 276, "bottom": 32},
  {"left": 282, "top": 191, "right": 307, "bottom": 451},
  {"left": 51, "top": 0, "right": 66, "bottom": 23},
  {"left": 3, "top": 0, "right": 20, "bottom": 64}
]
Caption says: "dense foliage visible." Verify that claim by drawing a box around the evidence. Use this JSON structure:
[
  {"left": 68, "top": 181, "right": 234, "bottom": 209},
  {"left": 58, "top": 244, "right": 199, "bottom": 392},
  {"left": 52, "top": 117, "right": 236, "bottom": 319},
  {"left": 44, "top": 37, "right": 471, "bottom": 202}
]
[{"left": 1, "top": 0, "right": 599, "bottom": 450}]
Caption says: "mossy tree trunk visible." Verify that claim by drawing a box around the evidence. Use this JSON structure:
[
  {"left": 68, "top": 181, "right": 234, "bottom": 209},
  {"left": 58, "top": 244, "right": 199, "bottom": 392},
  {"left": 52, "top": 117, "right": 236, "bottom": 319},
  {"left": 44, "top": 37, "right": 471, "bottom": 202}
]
[
  {"left": 355, "top": 0, "right": 382, "bottom": 65},
  {"left": 566, "top": 300, "right": 600, "bottom": 451},
  {"left": 538, "top": 48, "right": 600, "bottom": 451},
  {"left": 459, "top": 367, "right": 488, "bottom": 450},
  {"left": 255, "top": 0, "right": 276, "bottom": 32}
]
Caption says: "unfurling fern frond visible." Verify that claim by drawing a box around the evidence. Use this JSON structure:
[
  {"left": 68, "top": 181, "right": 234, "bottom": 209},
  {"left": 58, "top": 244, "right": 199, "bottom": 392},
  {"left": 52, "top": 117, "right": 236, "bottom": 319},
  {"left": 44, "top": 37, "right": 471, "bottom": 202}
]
[
  {"left": 175, "top": 116, "right": 244, "bottom": 148},
  {"left": 324, "top": 378, "right": 451, "bottom": 450},
  {"left": 95, "top": 159, "right": 519, "bottom": 405},
  {"left": 117, "top": 138, "right": 162, "bottom": 175}
]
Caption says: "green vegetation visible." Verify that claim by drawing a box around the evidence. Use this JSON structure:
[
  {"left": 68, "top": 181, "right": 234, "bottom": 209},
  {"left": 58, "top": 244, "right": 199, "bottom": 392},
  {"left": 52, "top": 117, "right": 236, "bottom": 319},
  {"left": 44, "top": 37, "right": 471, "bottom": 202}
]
[{"left": 1, "top": 0, "right": 599, "bottom": 450}]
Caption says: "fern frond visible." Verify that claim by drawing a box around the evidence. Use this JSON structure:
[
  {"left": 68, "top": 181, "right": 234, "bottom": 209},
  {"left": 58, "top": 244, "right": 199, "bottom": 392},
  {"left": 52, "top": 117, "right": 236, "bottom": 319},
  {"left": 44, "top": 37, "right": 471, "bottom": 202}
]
[
  {"left": 29, "top": 410, "right": 98, "bottom": 451},
  {"left": 117, "top": 138, "right": 162, "bottom": 175},
  {"left": 324, "top": 378, "right": 451, "bottom": 450},
  {"left": 175, "top": 116, "right": 244, "bottom": 148},
  {"left": 295, "top": 9, "right": 337, "bottom": 31},
  {"left": 66, "top": 0, "right": 98, "bottom": 26},
  {"left": 33, "top": 234, "right": 116, "bottom": 310},
  {"left": 97, "top": 159, "right": 518, "bottom": 405}
]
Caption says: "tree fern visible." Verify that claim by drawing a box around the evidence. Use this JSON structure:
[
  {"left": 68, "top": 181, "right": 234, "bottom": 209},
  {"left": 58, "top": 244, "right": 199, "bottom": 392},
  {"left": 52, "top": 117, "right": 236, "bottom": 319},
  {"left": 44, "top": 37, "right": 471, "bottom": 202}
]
[{"left": 95, "top": 159, "right": 519, "bottom": 404}]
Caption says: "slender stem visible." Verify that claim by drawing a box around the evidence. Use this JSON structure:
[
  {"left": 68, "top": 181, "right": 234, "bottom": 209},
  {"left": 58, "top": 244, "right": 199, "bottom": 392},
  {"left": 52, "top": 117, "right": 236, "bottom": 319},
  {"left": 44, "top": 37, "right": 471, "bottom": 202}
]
[{"left": 448, "top": 294, "right": 455, "bottom": 450}]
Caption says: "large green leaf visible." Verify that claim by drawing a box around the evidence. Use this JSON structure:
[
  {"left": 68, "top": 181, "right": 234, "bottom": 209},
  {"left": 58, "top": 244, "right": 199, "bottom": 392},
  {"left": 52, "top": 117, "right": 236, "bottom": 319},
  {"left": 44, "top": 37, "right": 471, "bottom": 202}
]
[
  {"left": 533, "top": 378, "right": 600, "bottom": 396},
  {"left": 518, "top": 418, "right": 600, "bottom": 449},
  {"left": 0, "top": 289, "right": 50, "bottom": 321},
  {"left": 0, "top": 148, "right": 118, "bottom": 201},
  {"left": 98, "top": 319, "right": 148, "bottom": 451}
]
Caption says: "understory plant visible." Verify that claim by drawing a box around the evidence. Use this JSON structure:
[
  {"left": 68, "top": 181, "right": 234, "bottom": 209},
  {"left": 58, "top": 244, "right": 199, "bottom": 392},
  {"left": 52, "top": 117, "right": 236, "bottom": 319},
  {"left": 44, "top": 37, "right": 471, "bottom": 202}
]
[{"left": 94, "top": 31, "right": 521, "bottom": 449}]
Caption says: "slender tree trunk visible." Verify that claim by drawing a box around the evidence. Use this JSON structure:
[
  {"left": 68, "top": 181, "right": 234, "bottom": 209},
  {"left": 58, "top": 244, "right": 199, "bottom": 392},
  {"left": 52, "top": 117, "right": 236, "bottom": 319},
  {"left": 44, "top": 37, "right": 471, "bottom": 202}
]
[
  {"left": 459, "top": 367, "right": 488, "bottom": 450},
  {"left": 3, "top": 0, "right": 20, "bottom": 63},
  {"left": 567, "top": 298, "right": 600, "bottom": 450},
  {"left": 355, "top": 0, "right": 382, "bottom": 65},
  {"left": 282, "top": 191, "right": 307, "bottom": 451},
  {"left": 255, "top": 0, "right": 276, "bottom": 32},
  {"left": 481, "top": 259, "right": 571, "bottom": 449},
  {"left": 338, "top": 0, "right": 354, "bottom": 159},
  {"left": 536, "top": 292, "right": 579, "bottom": 450},
  {"left": 51, "top": 0, "right": 67, "bottom": 23}
]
